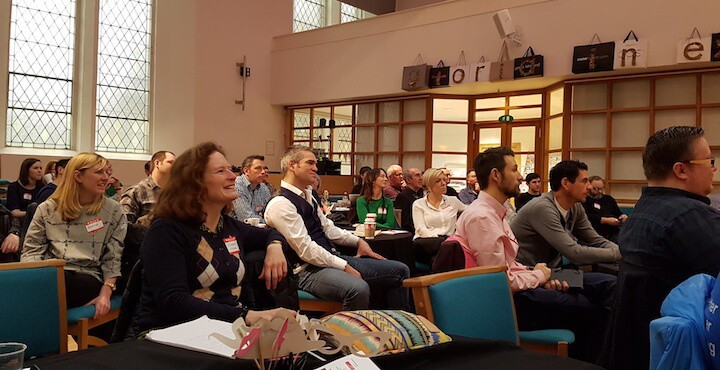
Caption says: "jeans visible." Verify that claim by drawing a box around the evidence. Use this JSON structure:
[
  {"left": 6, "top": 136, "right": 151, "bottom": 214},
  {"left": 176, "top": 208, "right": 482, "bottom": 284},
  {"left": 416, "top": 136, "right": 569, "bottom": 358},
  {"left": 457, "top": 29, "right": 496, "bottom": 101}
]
[{"left": 297, "top": 256, "right": 410, "bottom": 311}]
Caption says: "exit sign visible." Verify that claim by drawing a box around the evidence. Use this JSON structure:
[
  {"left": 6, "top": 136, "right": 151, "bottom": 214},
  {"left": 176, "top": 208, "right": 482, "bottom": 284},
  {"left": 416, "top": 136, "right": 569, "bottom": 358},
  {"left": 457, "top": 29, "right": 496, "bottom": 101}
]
[{"left": 499, "top": 115, "right": 514, "bottom": 123}]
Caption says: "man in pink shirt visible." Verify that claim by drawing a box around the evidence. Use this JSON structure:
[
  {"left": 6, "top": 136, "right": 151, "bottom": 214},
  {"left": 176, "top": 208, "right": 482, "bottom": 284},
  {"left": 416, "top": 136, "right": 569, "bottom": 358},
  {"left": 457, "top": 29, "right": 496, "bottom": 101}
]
[{"left": 454, "top": 147, "right": 615, "bottom": 362}]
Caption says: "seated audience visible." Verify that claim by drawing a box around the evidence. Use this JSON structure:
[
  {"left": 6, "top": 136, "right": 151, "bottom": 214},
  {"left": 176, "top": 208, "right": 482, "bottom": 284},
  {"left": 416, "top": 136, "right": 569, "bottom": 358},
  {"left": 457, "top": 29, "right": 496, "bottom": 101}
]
[
  {"left": 133, "top": 142, "right": 294, "bottom": 334},
  {"left": 42, "top": 160, "right": 56, "bottom": 185},
  {"left": 357, "top": 168, "right": 396, "bottom": 229},
  {"left": 21, "top": 153, "right": 127, "bottom": 318},
  {"left": 265, "top": 145, "right": 409, "bottom": 310},
  {"left": 511, "top": 160, "right": 621, "bottom": 267},
  {"left": 104, "top": 163, "right": 122, "bottom": 201},
  {"left": 311, "top": 173, "right": 330, "bottom": 216},
  {"left": 121, "top": 150, "right": 175, "bottom": 226},
  {"left": 0, "top": 221, "right": 21, "bottom": 263},
  {"left": 36, "top": 158, "right": 70, "bottom": 204},
  {"left": 350, "top": 166, "right": 371, "bottom": 194},
  {"left": 231, "top": 155, "right": 273, "bottom": 223},
  {"left": 412, "top": 168, "right": 466, "bottom": 265},
  {"left": 458, "top": 170, "right": 479, "bottom": 205},
  {"left": 600, "top": 126, "right": 720, "bottom": 370},
  {"left": 455, "top": 147, "right": 616, "bottom": 362},
  {"left": 7, "top": 158, "right": 44, "bottom": 218},
  {"left": 439, "top": 168, "right": 459, "bottom": 197},
  {"left": 581, "top": 176, "right": 626, "bottom": 243},
  {"left": 393, "top": 167, "right": 424, "bottom": 233},
  {"left": 515, "top": 172, "right": 542, "bottom": 211},
  {"left": 383, "top": 165, "right": 404, "bottom": 201}
]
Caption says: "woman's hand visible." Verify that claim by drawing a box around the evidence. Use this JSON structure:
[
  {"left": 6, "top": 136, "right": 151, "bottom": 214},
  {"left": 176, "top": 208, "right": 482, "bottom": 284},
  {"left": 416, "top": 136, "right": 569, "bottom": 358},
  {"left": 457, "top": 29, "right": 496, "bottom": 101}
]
[
  {"left": 245, "top": 307, "right": 296, "bottom": 326},
  {"left": 259, "top": 242, "right": 288, "bottom": 290},
  {"left": 86, "top": 294, "right": 111, "bottom": 319}
]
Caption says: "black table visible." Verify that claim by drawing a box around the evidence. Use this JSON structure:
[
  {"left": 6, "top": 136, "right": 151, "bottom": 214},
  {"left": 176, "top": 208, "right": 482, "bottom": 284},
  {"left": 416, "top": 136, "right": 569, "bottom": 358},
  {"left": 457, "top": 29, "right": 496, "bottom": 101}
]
[
  {"left": 337, "top": 230, "right": 416, "bottom": 275},
  {"left": 28, "top": 337, "right": 602, "bottom": 370}
]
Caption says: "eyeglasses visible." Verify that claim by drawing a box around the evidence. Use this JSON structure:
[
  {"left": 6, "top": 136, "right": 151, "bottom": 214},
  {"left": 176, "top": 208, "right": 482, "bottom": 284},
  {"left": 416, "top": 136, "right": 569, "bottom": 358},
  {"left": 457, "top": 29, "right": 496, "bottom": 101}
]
[
  {"left": 592, "top": 187, "right": 605, "bottom": 192},
  {"left": 681, "top": 157, "right": 716, "bottom": 167}
]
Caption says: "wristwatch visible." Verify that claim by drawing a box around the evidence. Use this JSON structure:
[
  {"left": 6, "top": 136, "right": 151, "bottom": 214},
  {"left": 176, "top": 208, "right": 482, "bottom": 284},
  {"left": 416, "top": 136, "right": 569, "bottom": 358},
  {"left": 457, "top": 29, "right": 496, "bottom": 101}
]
[{"left": 103, "top": 281, "right": 117, "bottom": 291}]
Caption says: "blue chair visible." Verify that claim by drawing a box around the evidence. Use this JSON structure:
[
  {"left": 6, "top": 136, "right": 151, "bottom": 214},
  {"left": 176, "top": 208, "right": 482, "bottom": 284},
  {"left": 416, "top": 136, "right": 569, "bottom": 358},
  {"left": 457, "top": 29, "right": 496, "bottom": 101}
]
[
  {"left": 403, "top": 265, "right": 575, "bottom": 357},
  {"left": 67, "top": 295, "right": 122, "bottom": 349},
  {"left": 298, "top": 290, "right": 342, "bottom": 315},
  {"left": 0, "top": 260, "right": 68, "bottom": 358}
]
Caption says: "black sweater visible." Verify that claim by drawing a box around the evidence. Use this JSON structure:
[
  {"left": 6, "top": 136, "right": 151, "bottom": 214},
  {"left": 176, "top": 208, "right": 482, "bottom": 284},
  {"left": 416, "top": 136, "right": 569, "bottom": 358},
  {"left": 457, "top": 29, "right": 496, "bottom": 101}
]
[{"left": 134, "top": 216, "right": 283, "bottom": 332}]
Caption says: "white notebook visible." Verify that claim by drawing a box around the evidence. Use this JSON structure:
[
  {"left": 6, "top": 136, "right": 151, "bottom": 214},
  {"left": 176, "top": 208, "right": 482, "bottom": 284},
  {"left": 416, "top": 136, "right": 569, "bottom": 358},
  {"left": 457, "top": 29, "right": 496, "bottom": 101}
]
[{"left": 145, "top": 315, "right": 236, "bottom": 358}]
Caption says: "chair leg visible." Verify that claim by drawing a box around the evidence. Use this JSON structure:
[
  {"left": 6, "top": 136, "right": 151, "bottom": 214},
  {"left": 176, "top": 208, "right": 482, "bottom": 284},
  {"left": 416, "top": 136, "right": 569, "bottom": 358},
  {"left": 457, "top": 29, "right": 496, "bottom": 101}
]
[{"left": 69, "top": 319, "right": 90, "bottom": 350}]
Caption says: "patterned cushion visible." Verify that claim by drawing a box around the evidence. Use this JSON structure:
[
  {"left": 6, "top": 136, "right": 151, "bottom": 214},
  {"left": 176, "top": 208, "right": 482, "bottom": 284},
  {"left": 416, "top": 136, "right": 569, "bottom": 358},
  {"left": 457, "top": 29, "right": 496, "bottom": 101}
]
[{"left": 321, "top": 310, "right": 452, "bottom": 355}]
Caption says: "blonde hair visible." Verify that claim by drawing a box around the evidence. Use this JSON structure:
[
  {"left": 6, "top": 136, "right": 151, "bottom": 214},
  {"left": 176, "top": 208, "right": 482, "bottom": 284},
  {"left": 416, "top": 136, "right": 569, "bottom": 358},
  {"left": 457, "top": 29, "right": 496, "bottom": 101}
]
[
  {"left": 50, "top": 152, "right": 108, "bottom": 221},
  {"left": 422, "top": 168, "right": 446, "bottom": 195}
]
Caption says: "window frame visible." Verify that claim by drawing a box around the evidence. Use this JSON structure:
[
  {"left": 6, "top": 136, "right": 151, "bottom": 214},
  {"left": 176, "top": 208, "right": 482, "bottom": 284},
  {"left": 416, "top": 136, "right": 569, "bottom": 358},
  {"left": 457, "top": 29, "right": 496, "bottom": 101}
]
[{"left": 0, "top": 0, "right": 155, "bottom": 158}]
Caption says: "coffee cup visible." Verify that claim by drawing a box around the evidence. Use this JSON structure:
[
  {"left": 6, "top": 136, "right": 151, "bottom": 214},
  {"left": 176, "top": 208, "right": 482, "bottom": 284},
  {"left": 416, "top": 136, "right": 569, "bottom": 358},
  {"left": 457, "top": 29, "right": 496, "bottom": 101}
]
[
  {"left": 244, "top": 218, "right": 260, "bottom": 227},
  {"left": 364, "top": 221, "right": 376, "bottom": 239}
]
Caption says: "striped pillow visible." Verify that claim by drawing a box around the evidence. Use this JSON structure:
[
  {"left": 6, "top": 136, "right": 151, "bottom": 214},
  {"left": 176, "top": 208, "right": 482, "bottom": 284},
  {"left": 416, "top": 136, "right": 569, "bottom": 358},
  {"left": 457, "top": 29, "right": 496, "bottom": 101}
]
[{"left": 321, "top": 310, "right": 452, "bottom": 355}]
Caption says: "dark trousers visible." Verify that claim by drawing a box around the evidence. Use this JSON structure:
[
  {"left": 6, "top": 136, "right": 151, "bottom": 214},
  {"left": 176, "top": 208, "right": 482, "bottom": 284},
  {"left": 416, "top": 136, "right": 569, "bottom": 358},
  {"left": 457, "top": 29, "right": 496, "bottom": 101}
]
[
  {"left": 413, "top": 236, "right": 447, "bottom": 265},
  {"left": 513, "top": 272, "right": 617, "bottom": 363},
  {"left": 65, "top": 271, "right": 103, "bottom": 308}
]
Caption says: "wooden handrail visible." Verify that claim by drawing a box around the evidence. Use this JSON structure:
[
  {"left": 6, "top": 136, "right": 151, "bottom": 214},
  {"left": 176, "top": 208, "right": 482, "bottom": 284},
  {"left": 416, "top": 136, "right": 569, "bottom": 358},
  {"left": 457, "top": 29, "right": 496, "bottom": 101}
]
[
  {"left": 403, "top": 265, "right": 507, "bottom": 288},
  {"left": 0, "top": 259, "right": 66, "bottom": 270}
]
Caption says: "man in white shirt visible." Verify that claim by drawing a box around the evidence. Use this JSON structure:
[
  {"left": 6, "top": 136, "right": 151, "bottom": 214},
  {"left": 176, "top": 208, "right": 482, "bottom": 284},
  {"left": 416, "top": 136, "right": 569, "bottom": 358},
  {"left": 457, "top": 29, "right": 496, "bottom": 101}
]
[{"left": 265, "top": 146, "right": 410, "bottom": 310}]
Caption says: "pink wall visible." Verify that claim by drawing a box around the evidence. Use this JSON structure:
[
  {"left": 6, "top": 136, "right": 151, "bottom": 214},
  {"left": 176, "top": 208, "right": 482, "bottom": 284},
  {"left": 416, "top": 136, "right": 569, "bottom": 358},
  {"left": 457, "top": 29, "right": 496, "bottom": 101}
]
[
  {"left": 271, "top": 0, "right": 720, "bottom": 105},
  {"left": 193, "top": 0, "right": 292, "bottom": 170}
]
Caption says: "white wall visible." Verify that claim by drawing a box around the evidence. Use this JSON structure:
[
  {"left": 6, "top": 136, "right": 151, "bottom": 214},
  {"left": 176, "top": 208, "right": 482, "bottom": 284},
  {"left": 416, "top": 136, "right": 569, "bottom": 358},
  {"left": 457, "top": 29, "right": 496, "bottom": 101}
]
[
  {"left": 271, "top": 0, "right": 720, "bottom": 105},
  {"left": 193, "top": 0, "right": 292, "bottom": 170}
]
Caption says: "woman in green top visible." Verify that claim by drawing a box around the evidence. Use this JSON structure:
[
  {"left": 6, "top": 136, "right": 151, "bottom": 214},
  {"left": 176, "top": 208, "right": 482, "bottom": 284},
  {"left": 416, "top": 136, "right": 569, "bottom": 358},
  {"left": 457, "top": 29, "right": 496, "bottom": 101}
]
[{"left": 356, "top": 168, "right": 396, "bottom": 229}]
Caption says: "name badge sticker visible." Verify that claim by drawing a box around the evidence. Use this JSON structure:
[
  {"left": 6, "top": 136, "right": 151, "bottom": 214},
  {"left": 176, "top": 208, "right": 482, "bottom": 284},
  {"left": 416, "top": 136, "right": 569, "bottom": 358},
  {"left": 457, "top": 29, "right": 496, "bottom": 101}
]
[
  {"left": 85, "top": 218, "right": 105, "bottom": 233},
  {"left": 23, "top": 193, "right": 32, "bottom": 200},
  {"left": 224, "top": 236, "right": 240, "bottom": 255},
  {"left": 594, "top": 203, "right": 601, "bottom": 210}
]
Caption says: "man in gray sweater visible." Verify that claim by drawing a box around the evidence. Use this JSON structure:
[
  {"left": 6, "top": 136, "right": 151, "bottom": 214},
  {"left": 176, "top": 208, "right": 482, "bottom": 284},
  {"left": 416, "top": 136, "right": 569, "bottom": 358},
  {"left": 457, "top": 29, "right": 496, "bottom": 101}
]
[{"left": 511, "top": 160, "right": 620, "bottom": 267}]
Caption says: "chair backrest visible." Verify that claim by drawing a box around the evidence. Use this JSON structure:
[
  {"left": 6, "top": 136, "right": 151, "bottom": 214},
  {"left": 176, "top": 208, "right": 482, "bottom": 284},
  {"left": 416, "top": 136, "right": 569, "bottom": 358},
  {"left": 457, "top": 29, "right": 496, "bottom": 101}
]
[
  {"left": 0, "top": 260, "right": 67, "bottom": 358},
  {"left": 111, "top": 260, "right": 143, "bottom": 342},
  {"left": 19, "top": 202, "right": 38, "bottom": 246},
  {"left": 431, "top": 237, "right": 466, "bottom": 273},
  {"left": 405, "top": 265, "right": 519, "bottom": 344}
]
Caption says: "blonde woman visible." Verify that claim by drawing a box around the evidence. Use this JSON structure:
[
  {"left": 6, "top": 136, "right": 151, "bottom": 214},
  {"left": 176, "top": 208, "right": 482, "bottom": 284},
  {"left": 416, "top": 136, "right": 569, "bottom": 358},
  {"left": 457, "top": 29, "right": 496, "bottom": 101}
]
[
  {"left": 22, "top": 153, "right": 127, "bottom": 318},
  {"left": 412, "top": 168, "right": 466, "bottom": 265}
]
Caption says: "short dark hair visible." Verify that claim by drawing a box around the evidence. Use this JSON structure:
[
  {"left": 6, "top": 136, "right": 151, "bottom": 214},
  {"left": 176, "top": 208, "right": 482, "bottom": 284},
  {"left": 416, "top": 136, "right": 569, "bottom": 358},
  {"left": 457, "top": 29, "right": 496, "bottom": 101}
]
[
  {"left": 643, "top": 126, "right": 704, "bottom": 181},
  {"left": 144, "top": 161, "right": 151, "bottom": 173},
  {"left": 18, "top": 158, "right": 41, "bottom": 186},
  {"left": 150, "top": 151, "right": 174, "bottom": 172},
  {"left": 474, "top": 146, "right": 515, "bottom": 190},
  {"left": 241, "top": 155, "right": 265, "bottom": 170},
  {"left": 588, "top": 175, "right": 603, "bottom": 183},
  {"left": 525, "top": 172, "right": 540, "bottom": 183},
  {"left": 359, "top": 166, "right": 372, "bottom": 176},
  {"left": 549, "top": 160, "right": 588, "bottom": 191},
  {"left": 55, "top": 158, "right": 70, "bottom": 177}
]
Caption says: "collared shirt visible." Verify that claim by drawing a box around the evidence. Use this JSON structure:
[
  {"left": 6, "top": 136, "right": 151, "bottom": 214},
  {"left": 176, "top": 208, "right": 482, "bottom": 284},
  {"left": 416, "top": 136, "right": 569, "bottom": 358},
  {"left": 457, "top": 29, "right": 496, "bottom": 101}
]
[
  {"left": 454, "top": 191, "right": 546, "bottom": 293},
  {"left": 383, "top": 184, "right": 403, "bottom": 201},
  {"left": 265, "top": 180, "right": 359, "bottom": 271},
  {"left": 231, "top": 174, "right": 273, "bottom": 223},
  {"left": 120, "top": 177, "right": 161, "bottom": 223},
  {"left": 412, "top": 195, "right": 466, "bottom": 239},
  {"left": 458, "top": 187, "right": 478, "bottom": 205}
]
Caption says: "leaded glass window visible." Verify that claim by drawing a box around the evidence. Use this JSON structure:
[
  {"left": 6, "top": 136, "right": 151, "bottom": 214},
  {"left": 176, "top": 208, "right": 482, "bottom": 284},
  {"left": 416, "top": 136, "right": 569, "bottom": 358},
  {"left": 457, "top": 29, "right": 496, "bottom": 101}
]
[
  {"left": 293, "top": 0, "right": 324, "bottom": 33},
  {"left": 95, "top": 0, "right": 152, "bottom": 153},
  {"left": 6, "top": 0, "right": 76, "bottom": 149},
  {"left": 340, "top": 3, "right": 361, "bottom": 23}
]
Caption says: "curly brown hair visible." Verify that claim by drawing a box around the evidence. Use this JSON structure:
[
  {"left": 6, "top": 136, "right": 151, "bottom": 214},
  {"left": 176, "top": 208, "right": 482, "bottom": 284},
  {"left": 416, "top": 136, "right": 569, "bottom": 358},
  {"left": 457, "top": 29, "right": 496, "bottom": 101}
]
[{"left": 152, "top": 142, "right": 232, "bottom": 226}]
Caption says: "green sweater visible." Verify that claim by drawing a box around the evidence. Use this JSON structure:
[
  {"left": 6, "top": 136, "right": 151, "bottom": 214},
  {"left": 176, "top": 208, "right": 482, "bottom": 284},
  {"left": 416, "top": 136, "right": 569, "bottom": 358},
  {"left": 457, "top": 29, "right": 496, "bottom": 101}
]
[{"left": 357, "top": 196, "right": 396, "bottom": 229}]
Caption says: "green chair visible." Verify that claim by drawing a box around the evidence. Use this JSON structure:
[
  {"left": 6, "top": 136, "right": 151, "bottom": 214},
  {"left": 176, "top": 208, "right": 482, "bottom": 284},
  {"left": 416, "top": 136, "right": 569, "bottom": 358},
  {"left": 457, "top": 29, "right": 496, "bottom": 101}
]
[
  {"left": 0, "top": 260, "right": 68, "bottom": 358},
  {"left": 404, "top": 265, "right": 575, "bottom": 357},
  {"left": 298, "top": 290, "right": 342, "bottom": 315},
  {"left": 67, "top": 295, "right": 122, "bottom": 349}
]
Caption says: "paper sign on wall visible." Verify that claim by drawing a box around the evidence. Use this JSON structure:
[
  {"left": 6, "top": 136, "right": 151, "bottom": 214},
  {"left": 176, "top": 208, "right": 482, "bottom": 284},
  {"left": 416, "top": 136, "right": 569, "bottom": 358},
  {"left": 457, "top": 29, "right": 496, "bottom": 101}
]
[
  {"left": 615, "top": 31, "right": 648, "bottom": 69},
  {"left": 677, "top": 28, "right": 711, "bottom": 64}
]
